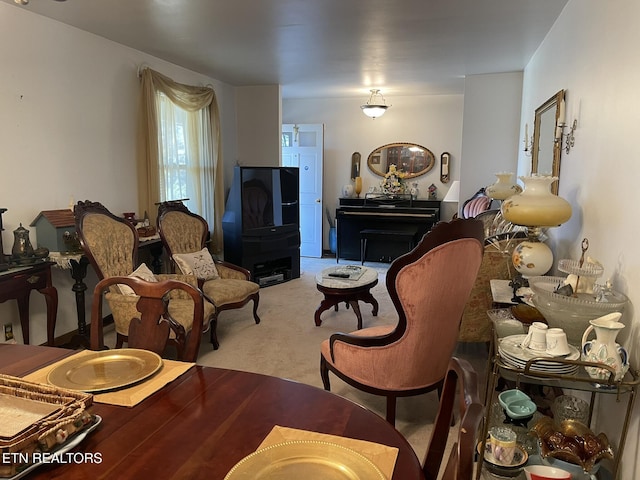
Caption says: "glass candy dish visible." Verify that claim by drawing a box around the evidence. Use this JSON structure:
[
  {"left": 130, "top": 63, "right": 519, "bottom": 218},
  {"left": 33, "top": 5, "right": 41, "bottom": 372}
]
[
  {"left": 557, "top": 259, "right": 604, "bottom": 278},
  {"left": 531, "top": 417, "right": 613, "bottom": 473},
  {"left": 529, "top": 276, "right": 628, "bottom": 345}
]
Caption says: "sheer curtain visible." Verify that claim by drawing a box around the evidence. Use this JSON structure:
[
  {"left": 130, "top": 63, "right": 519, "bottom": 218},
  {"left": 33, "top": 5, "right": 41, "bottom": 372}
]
[{"left": 138, "top": 68, "right": 224, "bottom": 253}]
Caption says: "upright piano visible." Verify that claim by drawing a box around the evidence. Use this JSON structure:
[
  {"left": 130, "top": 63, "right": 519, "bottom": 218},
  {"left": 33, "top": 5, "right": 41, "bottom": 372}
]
[{"left": 336, "top": 194, "right": 440, "bottom": 263}]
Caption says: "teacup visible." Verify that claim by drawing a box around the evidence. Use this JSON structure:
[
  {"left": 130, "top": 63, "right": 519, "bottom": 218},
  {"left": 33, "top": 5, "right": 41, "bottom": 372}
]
[
  {"left": 522, "top": 322, "right": 548, "bottom": 351},
  {"left": 546, "top": 328, "right": 570, "bottom": 356},
  {"left": 489, "top": 426, "right": 517, "bottom": 465}
]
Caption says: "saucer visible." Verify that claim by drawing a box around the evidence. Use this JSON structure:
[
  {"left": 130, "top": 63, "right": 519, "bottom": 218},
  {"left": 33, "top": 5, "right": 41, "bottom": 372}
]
[{"left": 478, "top": 441, "right": 528, "bottom": 477}]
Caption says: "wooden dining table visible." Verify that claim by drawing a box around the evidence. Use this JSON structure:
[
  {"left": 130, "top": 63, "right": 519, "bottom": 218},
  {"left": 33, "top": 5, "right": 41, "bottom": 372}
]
[{"left": 0, "top": 344, "right": 426, "bottom": 480}]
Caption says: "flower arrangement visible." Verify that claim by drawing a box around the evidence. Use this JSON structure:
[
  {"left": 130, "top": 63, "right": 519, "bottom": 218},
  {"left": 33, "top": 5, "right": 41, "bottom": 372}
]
[{"left": 380, "top": 164, "right": 407, "bottom": 195}]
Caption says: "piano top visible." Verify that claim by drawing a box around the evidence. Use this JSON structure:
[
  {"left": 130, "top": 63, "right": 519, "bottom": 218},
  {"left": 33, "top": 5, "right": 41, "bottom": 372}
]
[{"left": 337, "top": 195, "right": 439, "bottom": 217}]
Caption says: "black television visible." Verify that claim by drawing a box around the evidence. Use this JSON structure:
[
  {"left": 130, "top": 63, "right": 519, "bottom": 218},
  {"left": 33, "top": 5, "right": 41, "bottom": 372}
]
[
  {"left": 238, "top": 167, "right": 299, "bottom": 235},
  {"left": 222, "top": 166, "right": 301, "bottom": 285}
]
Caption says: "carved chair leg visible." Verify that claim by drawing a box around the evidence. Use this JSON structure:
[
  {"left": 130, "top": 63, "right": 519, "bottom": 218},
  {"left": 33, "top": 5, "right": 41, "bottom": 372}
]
[
  {"left": 320, "top": 356, "right": 331, "bottom": 391},
  {"left": 210, "top": 315, "right": 220, "bottom": 350},
  {"left": 386, "top": 396, "right": 397, "bottom": 426},
  {"left": 116, "top": 333, "right": 126, "bottom": 349},
  {"left": 252, "top": 294, "right": 261, "bottom": 324}
]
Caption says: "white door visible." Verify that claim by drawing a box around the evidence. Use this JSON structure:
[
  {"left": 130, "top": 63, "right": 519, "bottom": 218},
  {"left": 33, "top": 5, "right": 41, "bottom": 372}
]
[{"left": 282, "top": 124, "right": 323, "bottom": 258}]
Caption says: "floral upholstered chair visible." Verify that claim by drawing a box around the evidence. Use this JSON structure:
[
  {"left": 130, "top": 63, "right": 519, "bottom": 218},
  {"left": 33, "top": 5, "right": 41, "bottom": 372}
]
[
  {"left": 320, "top": 218, "right": 484, "bottom": 425},
  {"left": 90, "top": 276, "right": 205, "bottom": 362},
  {"left": 459, "top": 232, "right": 527, "bottom": 343},
  {"left": 157, "top": 201, "right": 260, "bottom": 349},
  {"left": 74, "top": 200, "right": 215, "bottom": 354}
]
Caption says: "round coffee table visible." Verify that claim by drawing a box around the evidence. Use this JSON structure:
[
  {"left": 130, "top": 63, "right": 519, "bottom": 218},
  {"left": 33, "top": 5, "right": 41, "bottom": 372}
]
[{"left": 314, "top": 266, "right": 379, "bottom": 329}]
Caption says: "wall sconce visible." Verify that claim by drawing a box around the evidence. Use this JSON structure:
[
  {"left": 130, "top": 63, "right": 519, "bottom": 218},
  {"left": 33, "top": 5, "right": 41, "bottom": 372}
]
[
  {"left": 360, "top": 89, "right": 390, "bottom": 119},
  {"left": 563, "top": 119, "right": 577, "bottom": 154}
]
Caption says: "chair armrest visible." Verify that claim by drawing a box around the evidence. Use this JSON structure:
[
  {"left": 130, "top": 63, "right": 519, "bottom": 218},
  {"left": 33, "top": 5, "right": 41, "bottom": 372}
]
[
  {"left": 328, "top": 330, "right": 399, "bottom": 363},
  {"left": 214, "top": 260, "right": 251, "bottom": 280}
]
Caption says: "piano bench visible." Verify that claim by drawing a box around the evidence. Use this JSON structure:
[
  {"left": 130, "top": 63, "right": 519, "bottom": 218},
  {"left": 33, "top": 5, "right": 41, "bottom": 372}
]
[{"left": 359, "top": 228, "right": 418, "bottom": 264}]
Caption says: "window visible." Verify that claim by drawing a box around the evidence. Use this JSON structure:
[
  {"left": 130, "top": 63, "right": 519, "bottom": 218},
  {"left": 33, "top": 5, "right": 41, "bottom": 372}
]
[{"left": 139, "top": 68, "right": 223, "bottom": 252}]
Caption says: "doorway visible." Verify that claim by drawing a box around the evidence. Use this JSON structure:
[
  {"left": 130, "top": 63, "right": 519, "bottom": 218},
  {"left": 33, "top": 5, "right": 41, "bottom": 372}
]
[{"left": 282, "top": 124, "right": 324, "bottom": 258}]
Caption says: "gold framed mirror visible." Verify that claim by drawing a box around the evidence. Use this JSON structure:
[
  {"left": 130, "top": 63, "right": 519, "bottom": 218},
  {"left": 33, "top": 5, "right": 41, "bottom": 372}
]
[
  {"left": 531, "top": 90, "right": 565, "bottom": 195},
  {"left": 366, "top": 142, "right": 435, "bottom": 178}
]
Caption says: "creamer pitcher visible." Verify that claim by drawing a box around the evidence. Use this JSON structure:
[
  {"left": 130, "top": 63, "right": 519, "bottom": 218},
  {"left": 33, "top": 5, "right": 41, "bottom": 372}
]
[{"left": 581, "top": 312, "right": 629, "bottom": 382}]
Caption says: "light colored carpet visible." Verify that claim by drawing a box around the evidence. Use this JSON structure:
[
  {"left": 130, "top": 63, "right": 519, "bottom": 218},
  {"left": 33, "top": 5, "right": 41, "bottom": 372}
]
[{"left": 195, "top": 256, "right": 490, "bottom": 462}]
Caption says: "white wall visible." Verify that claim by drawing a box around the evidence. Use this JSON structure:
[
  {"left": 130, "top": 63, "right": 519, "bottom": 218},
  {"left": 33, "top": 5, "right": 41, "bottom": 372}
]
[
  {"left": 283, "top": 94, "right": 465, "bottom": 246},
  {"left": 0, "top": 4, "right": 237, "bottom": 346},
  {"left": 520, "top": 1, "right": 640, "bottom": 476},
  {"left": 235, "top": 85, "right": 281, "bottom": 173},
  {"left": 460, "top": 72, "right": 523, "bottom": 208}
]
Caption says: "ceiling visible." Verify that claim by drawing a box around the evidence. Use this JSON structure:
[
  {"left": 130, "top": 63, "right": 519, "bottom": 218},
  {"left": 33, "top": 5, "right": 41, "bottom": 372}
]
[{"left": 4, "top": 0, "right": 567, "bottom": 99}]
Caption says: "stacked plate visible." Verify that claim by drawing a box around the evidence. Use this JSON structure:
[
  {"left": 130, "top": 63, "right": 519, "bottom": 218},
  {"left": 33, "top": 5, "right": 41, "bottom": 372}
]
[{"left": 498, "top": 334, "right": 580, "bottom": 375}]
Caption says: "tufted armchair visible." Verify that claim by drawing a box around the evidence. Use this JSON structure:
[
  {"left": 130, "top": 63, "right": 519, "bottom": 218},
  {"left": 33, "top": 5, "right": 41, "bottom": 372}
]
[
  {"left": 157, "top": 201, "right": 260, "bottom": 349},
  {"left": 74, "top": 200, "right": 215, "bottom": 353},
  {"left": 320, "top": 218, "right": 484, "bottom": 425}
]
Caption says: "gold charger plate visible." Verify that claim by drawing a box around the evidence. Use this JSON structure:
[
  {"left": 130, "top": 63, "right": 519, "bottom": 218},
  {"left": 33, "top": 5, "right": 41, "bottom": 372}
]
[
  {"left": 224, "top": 440, "right": 385, "bottom": 479},
  {"left": 47, "top": 349, "right": 163, "bottom": 393}
]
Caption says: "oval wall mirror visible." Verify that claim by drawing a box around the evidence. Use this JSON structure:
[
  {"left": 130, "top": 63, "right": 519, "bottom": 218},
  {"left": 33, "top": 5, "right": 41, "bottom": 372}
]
[
  {"left": 367, "top": 142, "right": 435, "bottom": 178},
  {"left": 531, "top": 90, "right": 564, "bottom": 195}
]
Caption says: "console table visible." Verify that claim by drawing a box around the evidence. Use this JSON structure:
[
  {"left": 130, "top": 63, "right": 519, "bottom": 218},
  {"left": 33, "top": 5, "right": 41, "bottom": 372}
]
[{"left": 0, "top": 262, "right": 58, "bottom": 345}]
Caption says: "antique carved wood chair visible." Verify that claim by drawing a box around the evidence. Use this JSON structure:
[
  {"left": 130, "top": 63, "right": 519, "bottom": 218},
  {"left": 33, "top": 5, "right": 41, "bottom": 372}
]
[
  {"left": 422, "top": 356, "right": 484, "bottom": 480},
  {"left": 157, "top": 201, "right": 260, "bottom": 349},
  {"left": 320, "top": 218, "right": 485, "bottom": 425},
  {"left": 90, "top": 276, "right": 204, "bottom": 362},
  {"left": 75, "top": 200, "right": 215, "bottom": 352}
]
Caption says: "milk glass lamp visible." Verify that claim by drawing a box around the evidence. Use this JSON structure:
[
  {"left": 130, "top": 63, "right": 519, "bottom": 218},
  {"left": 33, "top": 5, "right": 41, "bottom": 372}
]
[{"left": 501, "top": 175, "right": 572, "bottom": 277}]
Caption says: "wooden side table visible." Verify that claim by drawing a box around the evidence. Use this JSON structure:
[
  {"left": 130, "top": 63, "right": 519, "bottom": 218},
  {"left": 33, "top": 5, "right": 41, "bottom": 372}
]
[
  {"left": 314, "top": 266, "right": 379, "bottom": 329},
  {"left": 0, "top": 262, "right": 58, "bottom": 345}
]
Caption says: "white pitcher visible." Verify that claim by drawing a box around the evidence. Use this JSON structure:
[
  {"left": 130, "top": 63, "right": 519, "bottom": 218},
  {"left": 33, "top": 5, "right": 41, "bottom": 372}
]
[{"left": 581, "top": 312, "right": 629, "bottom": 382}]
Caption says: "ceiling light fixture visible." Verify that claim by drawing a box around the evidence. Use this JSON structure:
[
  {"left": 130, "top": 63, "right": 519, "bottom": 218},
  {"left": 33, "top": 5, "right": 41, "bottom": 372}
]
[{"left": 360, "top": 89, "right": 390, "bottom": 119}]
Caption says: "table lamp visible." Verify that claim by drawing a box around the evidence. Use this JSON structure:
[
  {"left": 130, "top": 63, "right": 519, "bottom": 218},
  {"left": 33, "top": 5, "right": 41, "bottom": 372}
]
[{"left": 501, "top": 175, "right": 571, "bottom": 277}]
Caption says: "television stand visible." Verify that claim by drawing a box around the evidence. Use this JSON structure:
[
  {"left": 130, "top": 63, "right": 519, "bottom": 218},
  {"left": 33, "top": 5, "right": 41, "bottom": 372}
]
[{"left": 254, "top": 256, "right": 297, "bottom": 287}]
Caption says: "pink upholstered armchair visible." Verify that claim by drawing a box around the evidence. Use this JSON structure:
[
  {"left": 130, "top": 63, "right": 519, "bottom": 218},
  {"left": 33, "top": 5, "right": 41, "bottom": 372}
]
[{"left": 320, "top": 218, "right": 485, "bottom": 425}]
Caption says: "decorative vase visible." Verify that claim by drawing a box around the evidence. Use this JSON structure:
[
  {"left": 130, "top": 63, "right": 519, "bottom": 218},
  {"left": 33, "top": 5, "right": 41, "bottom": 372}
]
[
  {"left": 354, "top": 177, "right": 363, "bottom": 198},
  {"left": 12, "top": 224, "right": 34, "bottom": 259},
  {"left": 582, "top": 312, "right": 629, "bottom": 382},
  {"left": 343, "top": 184, "right": 354, "bottom": 198},
  {"left": 501, "top": 175, "right": 572, "bottom": 227},
  {"left": 486, "top": 173, "right": 522, "bottom": 200},
  {"left": 409, "top": 181, "right": 419, "bottom": 200}
]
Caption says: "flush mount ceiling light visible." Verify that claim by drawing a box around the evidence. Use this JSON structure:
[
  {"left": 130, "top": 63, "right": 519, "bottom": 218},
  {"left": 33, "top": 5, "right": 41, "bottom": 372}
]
[{"left": 360, "top": 89, "right": 390, "bottom": 119}]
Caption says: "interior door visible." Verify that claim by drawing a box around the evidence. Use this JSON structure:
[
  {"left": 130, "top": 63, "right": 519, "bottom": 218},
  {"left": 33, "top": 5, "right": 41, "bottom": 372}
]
[{"left": 282, "top": 124, "right": 323, "bottom": 258}]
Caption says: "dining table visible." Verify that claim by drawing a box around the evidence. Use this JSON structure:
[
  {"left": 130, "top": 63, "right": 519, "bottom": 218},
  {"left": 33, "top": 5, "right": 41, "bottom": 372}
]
[{"left": 0, "top": 343, "right": 426, "bottom": 480}]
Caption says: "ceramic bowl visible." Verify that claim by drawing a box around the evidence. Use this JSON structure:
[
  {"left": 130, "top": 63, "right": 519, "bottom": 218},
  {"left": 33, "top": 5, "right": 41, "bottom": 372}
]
[
  {"left": 543, "top": 457, "right": 601, "bottom": 480},
  {"left": 498, "top": 389, "right": 531, "bottom": 411},
  {"left": 529, "top": 276, "right": 628, "bottom": 345},
  {"left": 524, "top": 464, "right": 571, "bottom": 480},
  {"left": 505, "top": 398, "right": 537, "bottom": 420}
]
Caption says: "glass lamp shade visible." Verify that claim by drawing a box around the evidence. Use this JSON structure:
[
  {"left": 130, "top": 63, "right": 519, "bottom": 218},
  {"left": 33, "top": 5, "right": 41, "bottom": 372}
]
[
  {"left": 361, "top": 105, "right": 388, "bottom": 118},
  {"left": 486, "top": 172, "right": 522, "bottom": 200},
  {"left": 501, "top": 175, "right": 572, "bottom": 227},
  {"left": 512, "top": 234, "right": 554, "bottom": 277}
]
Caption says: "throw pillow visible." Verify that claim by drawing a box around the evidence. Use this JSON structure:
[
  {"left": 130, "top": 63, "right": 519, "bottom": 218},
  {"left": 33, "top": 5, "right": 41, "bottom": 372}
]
[
  {"left": 173, "top": 248, "right": 220, "bottom": 280},
  {"left": 118, "top": 263, "right": 158, "bottom": 296}
]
